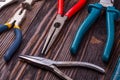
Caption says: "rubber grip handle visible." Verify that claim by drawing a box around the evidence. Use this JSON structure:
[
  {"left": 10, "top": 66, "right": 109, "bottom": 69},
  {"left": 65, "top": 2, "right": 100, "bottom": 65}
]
[
  {"left": 4, "top": 28, "right": 22, "bottom": 62},
  {"left": 65, "top": 0, "right": 86, "bottom": 19},
  {"left": 102, "top": 7, "right": 120, "bottom": 63},
  {"left": 58, "top": 0, "right": 64, "bottom": 15},
  {"left": 111, "top": 57, "right": 120, "bottom": 80},
  {"left": 70, "top": 3, "right": 103, "bottom": 54},
  {"left": 0, "top": 24, "right": 9, "bottom": 33}
]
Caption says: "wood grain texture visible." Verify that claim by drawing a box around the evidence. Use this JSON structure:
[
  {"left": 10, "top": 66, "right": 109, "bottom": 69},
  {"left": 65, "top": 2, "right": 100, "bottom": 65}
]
[{"left": 0, "top": 0, "right": 120, "bottom": 80}]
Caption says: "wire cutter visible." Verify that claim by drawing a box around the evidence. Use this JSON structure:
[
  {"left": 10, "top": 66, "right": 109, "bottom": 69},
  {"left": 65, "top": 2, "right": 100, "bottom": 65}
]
[
  {"left": 0, "top": 0, "right": 18, "bottom": 10},
  {"left": 41, "top": 0, "right": 86, "bottom": 55},
  {"left": 70, "top": 0, "right": 120, "bottom": 62},
  {"left": 19, "top": 55, "right": 105, "bottom": 80},
  {"left": 0, "top": 8, "right": 26, "bottom": 62},
  {"left": 0, "top": 0, "right": 36, "bottom": 62}
]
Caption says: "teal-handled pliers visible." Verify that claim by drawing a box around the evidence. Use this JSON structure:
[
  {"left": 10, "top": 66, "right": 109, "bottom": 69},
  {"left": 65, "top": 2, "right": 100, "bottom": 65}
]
[
  {"left": 0, "top": 8, "right": 26, "bottom": 62},
  {"left": 70, "top": 0, "right": 120, "bottom": 62}
]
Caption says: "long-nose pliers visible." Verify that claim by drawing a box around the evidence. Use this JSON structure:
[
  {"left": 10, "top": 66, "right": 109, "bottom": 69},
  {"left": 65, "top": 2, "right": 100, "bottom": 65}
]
[
  {"left": 70, "top": 0, "right": 120, "bottom": 62},
  {"left": 19, "top": 55, "right": 105, "bottom": 80},
  {"left": 42, "top": 0, "right": 86, "bottom": 55}
]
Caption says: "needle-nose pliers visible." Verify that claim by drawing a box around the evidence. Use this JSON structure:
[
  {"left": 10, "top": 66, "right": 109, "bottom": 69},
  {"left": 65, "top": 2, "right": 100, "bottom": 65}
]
[
  {"left": 42, "top": 0, "right": 86, "bottom": 55},
  {"left": 19, "top": 55, "right": 105, "bottom": 80},
  {"left": 70, "top": 0, "right": 120, "bottom": 62}
]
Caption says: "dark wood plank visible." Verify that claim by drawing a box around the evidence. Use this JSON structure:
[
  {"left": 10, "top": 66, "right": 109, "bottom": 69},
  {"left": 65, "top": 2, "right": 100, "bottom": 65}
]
[{"left": 0, "top": 0, "right": 120, "bottom": 80}]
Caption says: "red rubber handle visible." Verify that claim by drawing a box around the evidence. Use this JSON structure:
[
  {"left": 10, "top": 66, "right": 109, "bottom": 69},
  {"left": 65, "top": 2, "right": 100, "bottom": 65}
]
[
  {"left": 58, "top": 0, "right": 64, "bottom": 15},
  {"left": 65, "top": 0, "right": 86, "bottom": 19}
]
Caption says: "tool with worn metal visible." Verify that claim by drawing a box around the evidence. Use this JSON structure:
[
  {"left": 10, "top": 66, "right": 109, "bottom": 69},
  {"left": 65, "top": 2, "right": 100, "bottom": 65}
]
[
  {"left": 0, "top": 0, "right": 18, "bottom": 10},
  {"left": 19, "top": 55, "right": 105, "bottom": 80},
  {"left": 111, "top": 57, "right": 120, "bottom": 80},
  {"left": 0, "top": 8, "right": 26, "bottom": 62},
  {"left": 42, "top": 0, "right": 86, "bottom": 55},
  {"left": 0, "top": 0, "right": 35, "bottom": 62},
  {"left": 70, "top": 0, "right": 120, "bottom": 62}
]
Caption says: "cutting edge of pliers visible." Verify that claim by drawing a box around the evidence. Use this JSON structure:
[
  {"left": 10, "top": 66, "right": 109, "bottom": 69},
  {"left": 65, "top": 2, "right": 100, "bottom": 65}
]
[{"left": 99, "top": 0, "right": 114, "bottom": 7}]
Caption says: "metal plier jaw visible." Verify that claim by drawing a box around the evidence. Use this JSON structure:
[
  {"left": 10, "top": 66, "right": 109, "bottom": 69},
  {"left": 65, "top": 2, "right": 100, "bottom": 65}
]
[
  {"left": 70, "top": 0, "right": 120, "bottom": 63},
  {"left": 7, "top": 8, "right": 26, "bottom": 28},
  {"left": 0, "top": 0, "right": 18, "bottom": 10},
  {"left": 99, "top": 0, "right": 114, "bottom": 7},
  {"left": 19, "top": 55, "right": 105, "bottom": 80},
  {"left": 41, "top": 14, "right": 67, "bottom": 55}
]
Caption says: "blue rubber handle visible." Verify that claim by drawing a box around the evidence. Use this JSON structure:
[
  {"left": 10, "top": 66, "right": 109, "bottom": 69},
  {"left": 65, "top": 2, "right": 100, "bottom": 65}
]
[
  {"left": 4, "top": 28, "right": 22, "bottom": 62},
  {"left": 111, "top": 57, "right": 120, "bottom": 80},
  {"left": 102, "top": 7, "right": 120, "bottom": 63},
  {"left": 70, "top": 3, "right": 103, "bottom": 54},
  {"left": 0, "top": 24, "right": 9, "bottom": 33}
]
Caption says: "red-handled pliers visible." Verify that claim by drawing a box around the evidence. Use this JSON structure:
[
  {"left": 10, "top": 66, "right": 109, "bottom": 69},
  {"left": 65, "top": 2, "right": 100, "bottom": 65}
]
[{"left": 42, "top": 0, "right": 86, "bottom": 55}]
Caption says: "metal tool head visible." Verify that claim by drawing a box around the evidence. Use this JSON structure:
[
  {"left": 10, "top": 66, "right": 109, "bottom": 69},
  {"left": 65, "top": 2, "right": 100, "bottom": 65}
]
[
  {"left": 41, "top": 14, "right": 67, "bottom": 55},
  {"left": 22, "top": 0, "right": 34, "bottom": 10},
  {"left": 99, "top": 0, "right": 114, "bottom": 7},
  {"left": 19, "top": 55, "right": 56, "bottom": 69},
  {"left": 8, "top": 8, "right": 26, "bottom": 26},
  {"left": 0, "top": 0, "right": 18, "bottom": 10}
]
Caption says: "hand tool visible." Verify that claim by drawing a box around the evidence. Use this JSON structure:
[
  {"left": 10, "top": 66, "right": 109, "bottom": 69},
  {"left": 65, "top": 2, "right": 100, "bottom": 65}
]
[
  {"left": 41, "top": 0, "right": 86, "bottom": 55},
  {"left": 0, "top": 8, "right": 26, "bottom": 62},
  {"left": 111, "top": 57, "right": 120, "bottom": 80},
  {"left": 0, "top": 0, "right": 36, "bottom": 62},
  {"left": 0, "top": 0, "right": 18, "bottom": 10},
  {"left": 70, "top": 0, "right": 120, "bottom": 62},
  {"left": 19, "top": 55, "right": 105, "bottom": 80}
]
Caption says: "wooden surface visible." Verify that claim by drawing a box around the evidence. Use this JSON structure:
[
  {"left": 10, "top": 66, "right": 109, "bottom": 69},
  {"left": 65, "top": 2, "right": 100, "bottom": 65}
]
[{"left": 0, "top": 0, "right": 120, "bottom": 80}]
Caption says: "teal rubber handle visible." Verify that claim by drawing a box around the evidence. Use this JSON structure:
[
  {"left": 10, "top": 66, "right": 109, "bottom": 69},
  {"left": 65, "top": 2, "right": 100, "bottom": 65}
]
[
  {"left": 70, "top": 3, "right": 103, "bottom": 54},
  {"left": 102, "top": 7, "right": 120, "bottom": 63},
  {"left": 0, "top": 24, "right": 9, "bottom": 33},
  {"left": 4, "top": 28, "right": 22, "bottom": 62},
  {"left": 111, "top": 57, "right": 120, "bottom": 80}
]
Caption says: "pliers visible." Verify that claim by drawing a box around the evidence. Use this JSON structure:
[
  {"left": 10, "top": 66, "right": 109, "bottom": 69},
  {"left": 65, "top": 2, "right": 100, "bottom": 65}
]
[
  {"left": 42, "top": 0, "right": 86, "bottom": 55},
  {"left": 0, "top": 0, "right": 36, "bottom": 62},
  {"left": 70, "top": 0, "right": 120, "bottom": 62},
  {"left": 19, "top": 55, "right": 105, "bottom": 80},
  {"left": 0, "top": 8, "right": 26, "bottom": 62},
  {"left": 0, "top": 0, "right": 18, "bottom": 10}
]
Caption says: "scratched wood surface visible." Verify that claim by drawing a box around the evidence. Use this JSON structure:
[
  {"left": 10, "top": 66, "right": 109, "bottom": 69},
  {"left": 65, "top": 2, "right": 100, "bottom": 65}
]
[{"left": 0, "top": 0, "right": 120, "bottom": 80}]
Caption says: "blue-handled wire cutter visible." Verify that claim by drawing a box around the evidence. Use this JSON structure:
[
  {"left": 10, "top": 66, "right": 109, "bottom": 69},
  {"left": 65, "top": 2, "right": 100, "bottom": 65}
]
[
  {"left": 0, "top": 8, "right": 26, "bottom": 62},
  {"left": 70, "top": 0, "right": 120, "bottom": 63},
  {"left": 0, "top": 0, "right": 35, "bottom": 62}
]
